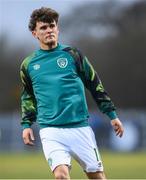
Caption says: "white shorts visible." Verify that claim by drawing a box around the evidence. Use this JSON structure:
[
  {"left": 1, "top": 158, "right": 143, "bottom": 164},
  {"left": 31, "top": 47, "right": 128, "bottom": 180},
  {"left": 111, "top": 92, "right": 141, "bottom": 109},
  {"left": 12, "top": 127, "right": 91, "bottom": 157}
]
[{"left": 39, "top": 126, "right": 103, "bottom": 172}]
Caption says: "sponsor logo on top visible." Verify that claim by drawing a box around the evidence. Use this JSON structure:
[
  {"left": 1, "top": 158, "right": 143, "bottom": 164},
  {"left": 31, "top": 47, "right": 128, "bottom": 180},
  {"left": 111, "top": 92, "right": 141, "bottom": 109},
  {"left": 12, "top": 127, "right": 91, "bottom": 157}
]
[{"left": 33, "top": 64, "right": 40, "bottom": 70}]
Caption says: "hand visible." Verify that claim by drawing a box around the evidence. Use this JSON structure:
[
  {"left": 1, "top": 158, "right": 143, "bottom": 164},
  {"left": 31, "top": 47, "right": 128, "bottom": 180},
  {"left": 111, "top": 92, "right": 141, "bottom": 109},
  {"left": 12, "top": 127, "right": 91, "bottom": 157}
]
[
  {"left": 22, "top": 128, "right": 35, "bottom": 146},
  {"left": 111, "top": 118, "right": 124, "bottom": 137}
]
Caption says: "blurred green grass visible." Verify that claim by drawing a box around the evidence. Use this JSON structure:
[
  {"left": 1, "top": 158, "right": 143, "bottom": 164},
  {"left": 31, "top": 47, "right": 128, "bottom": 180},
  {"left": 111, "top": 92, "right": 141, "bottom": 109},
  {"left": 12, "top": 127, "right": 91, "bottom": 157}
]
[{"left": 0, "top": 151, "right": 146, "bottom": 179}]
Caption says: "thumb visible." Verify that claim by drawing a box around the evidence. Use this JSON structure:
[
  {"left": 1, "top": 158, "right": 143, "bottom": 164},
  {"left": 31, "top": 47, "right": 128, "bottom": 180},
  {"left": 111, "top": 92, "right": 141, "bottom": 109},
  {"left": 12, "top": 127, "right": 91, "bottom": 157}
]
[{"left": 30, "top": 129, "right": 35, "bottom": 141}]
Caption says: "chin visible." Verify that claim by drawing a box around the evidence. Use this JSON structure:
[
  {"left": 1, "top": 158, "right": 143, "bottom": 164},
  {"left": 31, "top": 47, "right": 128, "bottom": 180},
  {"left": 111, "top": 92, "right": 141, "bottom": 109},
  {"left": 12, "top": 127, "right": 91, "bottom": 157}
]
[{"left": 47, "top": 40, "right": 56, "bottom": 46}]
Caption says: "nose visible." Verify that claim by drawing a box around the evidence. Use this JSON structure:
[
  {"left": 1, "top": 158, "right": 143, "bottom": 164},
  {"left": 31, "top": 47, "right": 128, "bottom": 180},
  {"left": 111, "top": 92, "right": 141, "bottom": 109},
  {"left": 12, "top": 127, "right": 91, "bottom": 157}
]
[{"left": 46, "top": 26, "right": 52, "bottom": 33}]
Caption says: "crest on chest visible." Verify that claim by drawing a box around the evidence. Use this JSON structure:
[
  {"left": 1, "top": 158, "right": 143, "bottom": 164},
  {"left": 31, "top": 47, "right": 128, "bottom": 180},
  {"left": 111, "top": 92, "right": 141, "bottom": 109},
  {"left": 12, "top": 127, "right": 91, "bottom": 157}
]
[{"left": 57, "top": 58, "right": 68, "bottom": 68}]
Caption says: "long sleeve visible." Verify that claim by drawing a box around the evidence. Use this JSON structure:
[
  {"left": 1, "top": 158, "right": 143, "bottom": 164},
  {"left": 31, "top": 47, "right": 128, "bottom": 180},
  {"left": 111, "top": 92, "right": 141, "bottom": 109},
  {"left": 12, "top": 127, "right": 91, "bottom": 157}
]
[
  {"left": 20, "top": 62, "right": 37, "bottom": 129},
  {"left": 64, "top": 47, "right": 118, "bottom": 120}
]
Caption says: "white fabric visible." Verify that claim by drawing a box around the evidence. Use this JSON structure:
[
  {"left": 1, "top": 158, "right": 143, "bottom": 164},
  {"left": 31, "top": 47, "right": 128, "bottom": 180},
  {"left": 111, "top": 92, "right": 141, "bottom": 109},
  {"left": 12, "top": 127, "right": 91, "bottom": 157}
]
[{"left": 39, "top": 126, "right": 104, "bottom": 172}]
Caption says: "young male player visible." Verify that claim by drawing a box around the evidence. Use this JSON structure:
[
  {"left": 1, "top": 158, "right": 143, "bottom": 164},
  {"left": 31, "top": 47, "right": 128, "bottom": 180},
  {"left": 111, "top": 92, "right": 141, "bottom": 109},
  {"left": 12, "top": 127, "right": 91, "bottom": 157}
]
[{"left": 20, "top": 7, "right": 124, "bottom": 179}]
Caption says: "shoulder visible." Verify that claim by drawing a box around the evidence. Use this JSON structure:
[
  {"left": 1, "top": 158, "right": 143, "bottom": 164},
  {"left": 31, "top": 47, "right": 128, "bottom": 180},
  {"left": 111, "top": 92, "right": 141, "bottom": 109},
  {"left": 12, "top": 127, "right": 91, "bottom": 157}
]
[
  {"left": 61, "top": 44, "right": 78, "bottom": 52},
  {"left": 20, "top": 52, "right": 36, "bottom": 70},
  {"left": 60, "top": 44, "right": 83, "bottom": 59}
]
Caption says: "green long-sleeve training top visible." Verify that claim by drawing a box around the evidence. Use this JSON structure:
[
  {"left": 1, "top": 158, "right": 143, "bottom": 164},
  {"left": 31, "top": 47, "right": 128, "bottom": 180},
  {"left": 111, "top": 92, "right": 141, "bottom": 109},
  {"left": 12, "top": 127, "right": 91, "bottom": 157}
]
[{"left": 20, "top": 43, "right": 117, "bottom": 129}]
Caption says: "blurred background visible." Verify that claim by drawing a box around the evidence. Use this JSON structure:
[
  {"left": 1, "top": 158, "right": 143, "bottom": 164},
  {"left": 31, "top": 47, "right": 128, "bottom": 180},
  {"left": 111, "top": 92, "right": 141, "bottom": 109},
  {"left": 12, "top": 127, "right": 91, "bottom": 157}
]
[{"left": 0, "top": 0, "right": 146, "bottom": 179}]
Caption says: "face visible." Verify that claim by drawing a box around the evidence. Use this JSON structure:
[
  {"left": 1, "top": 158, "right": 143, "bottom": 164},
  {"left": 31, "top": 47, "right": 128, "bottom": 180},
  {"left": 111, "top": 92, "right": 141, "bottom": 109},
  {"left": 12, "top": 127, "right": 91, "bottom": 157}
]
[{"left": 32, "top": 21, "right": 59, "bottom": 49}]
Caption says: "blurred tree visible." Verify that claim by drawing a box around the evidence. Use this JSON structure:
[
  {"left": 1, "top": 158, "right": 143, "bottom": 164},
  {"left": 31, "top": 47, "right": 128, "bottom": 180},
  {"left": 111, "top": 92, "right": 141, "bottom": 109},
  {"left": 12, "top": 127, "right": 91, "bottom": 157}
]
[{"left": 0, "top": 34, "right": 32, "bottom": 112}]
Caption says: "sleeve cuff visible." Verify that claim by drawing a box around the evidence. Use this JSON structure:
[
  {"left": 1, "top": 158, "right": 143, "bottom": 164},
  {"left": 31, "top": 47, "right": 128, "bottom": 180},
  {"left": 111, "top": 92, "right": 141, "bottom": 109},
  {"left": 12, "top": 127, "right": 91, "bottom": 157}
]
[
  {"left": 22, "top": 124, "right": 31, "bottom": 129},
  {"left": 106, "top": 111, "right": 118, "bottom": 120}
]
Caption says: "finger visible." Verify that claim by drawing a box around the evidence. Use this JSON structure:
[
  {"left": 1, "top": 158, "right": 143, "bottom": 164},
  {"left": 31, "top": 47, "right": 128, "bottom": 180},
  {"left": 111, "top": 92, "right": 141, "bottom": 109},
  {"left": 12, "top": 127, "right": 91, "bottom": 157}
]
[
  {"left": 23, "top": 136, "right": 34, "bottom": 146},
  {"left": 113, "top": 124, "right": 120, "bottom": 134},
  {"left": 116, "top": 127, "right": 124, "bottom": 137},
  {"left": 30, "top": 130, "right": 35, "bottom": 141},
  {"left": 24, "top": 138, "right": 34, "bottom": 146},
  {"left": 116, "top": 129, "right": 121, "bottom": 136},
  {"left": 119, "top": 128, "right": 124, "bottom": 137},
  {"left": 114, "top": 127, "right": 120, "bottom": 135},
  {"left": 27, "top": 141, "right": 34, "bottom": 146}
]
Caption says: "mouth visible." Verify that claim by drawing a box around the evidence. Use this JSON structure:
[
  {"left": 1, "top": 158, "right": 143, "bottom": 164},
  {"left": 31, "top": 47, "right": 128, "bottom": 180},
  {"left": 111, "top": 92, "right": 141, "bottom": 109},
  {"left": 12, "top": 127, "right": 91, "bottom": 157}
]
[{"left": 46, "top": 34, "right": 55, "bottom": 39}]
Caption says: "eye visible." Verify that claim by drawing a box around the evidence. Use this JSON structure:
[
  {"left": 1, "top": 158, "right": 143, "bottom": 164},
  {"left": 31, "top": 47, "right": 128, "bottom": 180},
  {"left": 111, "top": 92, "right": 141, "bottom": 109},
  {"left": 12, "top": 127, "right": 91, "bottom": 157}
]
[
  {"left": 40, "top": 25, "right": 48, "bottom": 30},
  {"left": 49, "top": 24, "right": 55, "bottom": 28}
]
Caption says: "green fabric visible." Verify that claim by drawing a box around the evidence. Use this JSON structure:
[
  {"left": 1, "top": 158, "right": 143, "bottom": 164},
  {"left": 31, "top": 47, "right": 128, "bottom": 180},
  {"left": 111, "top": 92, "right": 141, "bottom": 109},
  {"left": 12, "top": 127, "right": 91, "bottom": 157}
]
[
  {"left": 20, "top": 53, "right": 37, "bottom": 128},
  {"left": 20, "top": 44, "right": 89, "bottom": 129},
  {"left": 65, "top": 47, "right": 117, "bottom": 119},
  {"left": 94, "top": 148, "right": 101, "bottom": 161},
  {"left": 106, "top": 111, "right": 117, "bottom": 120},
  {"left": 20, "top": 43, "right": 117, "bottom": 129}
]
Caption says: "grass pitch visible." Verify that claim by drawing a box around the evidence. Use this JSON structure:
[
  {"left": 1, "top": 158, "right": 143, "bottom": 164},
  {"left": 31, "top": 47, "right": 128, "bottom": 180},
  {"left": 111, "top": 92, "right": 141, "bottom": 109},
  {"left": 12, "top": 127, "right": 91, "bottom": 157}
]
[{"left": 0, "top": 151, "right": 146, "bottom": 179}]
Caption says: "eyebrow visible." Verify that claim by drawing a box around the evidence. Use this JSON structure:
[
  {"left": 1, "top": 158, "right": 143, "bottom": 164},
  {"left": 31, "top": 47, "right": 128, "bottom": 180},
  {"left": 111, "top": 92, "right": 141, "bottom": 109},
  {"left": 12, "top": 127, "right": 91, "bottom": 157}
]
[{"left": 39, "top": 22, "right": 56, "bottom": 28}]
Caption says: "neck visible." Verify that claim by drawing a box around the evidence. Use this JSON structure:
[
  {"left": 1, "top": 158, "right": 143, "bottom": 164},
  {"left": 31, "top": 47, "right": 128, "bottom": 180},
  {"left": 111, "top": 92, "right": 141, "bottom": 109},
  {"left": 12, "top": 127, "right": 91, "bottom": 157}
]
[{"left": 40, "top": 42, "right": 58, "bottom": 50}]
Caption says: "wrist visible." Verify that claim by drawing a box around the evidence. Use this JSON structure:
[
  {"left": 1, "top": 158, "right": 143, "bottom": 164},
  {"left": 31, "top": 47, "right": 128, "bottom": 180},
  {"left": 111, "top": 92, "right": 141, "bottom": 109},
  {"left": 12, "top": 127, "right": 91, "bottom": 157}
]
[
  {"left": 106, "top": 111, "right": 118, "bottom": 120},
  {"left": 22, "top": 124, "right": 31, "bottom": 129}
]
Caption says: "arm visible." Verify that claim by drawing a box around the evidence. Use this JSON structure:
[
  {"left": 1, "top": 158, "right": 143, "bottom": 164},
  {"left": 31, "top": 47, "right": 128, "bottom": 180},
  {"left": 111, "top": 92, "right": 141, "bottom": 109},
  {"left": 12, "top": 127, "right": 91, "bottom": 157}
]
[
  {"left": 73, "top": 49, "right": 124, "bottom": 137},
  {"left": 20, "top": 62, "right": 37, "bottom": 145}
]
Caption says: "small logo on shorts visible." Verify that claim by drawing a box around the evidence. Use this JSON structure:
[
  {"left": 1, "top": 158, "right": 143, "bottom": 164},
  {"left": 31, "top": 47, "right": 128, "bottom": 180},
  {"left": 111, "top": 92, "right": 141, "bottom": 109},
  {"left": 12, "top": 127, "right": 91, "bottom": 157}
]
[
  {"left": 97, "top": 162, "right": 102, "bottom": 168},
  {"left": 57, "top": 58, "right": 68, "bottom": 68},
  {"left": 48, "top": 158, "right": 52, "bottom": 166}
]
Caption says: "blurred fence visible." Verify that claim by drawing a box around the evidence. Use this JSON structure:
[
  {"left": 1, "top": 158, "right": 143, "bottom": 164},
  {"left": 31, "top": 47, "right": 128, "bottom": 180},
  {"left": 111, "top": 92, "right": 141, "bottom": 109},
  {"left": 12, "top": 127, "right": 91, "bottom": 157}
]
[{"left": 0, "top": 109, "right": 146, "bottom": 152}]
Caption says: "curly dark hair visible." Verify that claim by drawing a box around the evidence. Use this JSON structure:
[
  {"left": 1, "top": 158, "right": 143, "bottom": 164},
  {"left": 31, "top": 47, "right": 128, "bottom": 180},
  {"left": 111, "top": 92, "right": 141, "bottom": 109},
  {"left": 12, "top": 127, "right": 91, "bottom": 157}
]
[{"left": 28, "top": 7, "right": 59, "bottom": 31}]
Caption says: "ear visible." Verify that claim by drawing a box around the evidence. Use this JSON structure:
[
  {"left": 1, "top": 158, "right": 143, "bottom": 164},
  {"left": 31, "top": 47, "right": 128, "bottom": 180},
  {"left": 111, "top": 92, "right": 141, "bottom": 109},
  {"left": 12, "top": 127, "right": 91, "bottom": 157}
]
[{"left": 32, "top": 30, "right": 37, "bottom": 39}]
